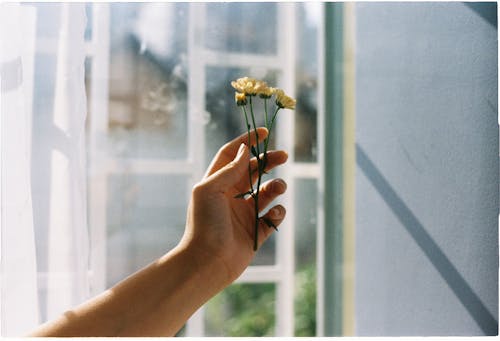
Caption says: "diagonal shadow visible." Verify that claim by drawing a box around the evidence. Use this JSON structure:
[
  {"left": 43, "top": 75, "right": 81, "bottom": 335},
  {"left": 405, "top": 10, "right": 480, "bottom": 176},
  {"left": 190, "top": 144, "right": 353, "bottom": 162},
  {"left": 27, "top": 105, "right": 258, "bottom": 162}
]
[
  {"left": 356, "top": 144, "right": 498, "bottom": 335},
  {"left": 464, "top": 2, "right": 497, "bottom": 28}
]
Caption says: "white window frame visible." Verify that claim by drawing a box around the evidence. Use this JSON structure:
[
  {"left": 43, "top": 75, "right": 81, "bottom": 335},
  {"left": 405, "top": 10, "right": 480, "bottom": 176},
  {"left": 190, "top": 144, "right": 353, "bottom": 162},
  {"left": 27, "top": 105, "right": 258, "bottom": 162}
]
[{"left": 84, "top": 3, "right": 324, "bottom": 337}]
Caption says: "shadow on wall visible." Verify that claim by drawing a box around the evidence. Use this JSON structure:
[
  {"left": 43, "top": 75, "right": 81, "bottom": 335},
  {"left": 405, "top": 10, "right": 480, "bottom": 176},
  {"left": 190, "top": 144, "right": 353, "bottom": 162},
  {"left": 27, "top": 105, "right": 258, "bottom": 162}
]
[
  {"left": 356, "top": 144, "right": 498, "bottom": 335},
  {"left": 464, "top": 2, "right": 497, "bottom": 28}
]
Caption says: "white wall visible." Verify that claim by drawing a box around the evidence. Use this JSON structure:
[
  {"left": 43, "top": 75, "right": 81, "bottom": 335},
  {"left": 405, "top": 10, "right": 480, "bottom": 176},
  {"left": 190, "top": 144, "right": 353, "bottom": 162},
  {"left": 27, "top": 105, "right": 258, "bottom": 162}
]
[{"left": 355, "top": 2, "right": 498, "bottom": 335}]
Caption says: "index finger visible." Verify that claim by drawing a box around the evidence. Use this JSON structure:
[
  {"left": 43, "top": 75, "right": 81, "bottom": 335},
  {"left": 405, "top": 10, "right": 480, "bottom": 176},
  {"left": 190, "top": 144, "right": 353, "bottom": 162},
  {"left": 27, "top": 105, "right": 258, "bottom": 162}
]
[{"left": 204, "top": 127, "right": 269, "bottom": 178}]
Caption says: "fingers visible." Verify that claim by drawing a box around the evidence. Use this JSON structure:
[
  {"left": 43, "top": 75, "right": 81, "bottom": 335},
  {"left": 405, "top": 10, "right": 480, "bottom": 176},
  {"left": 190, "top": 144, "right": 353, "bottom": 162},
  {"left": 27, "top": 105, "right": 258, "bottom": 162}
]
[
  {"left": 204, "top": 127, "right": 268, "bottom": 178},
  {"left": 244, "top": 179, "right": 286, "bottom": 251},
  {"left": 245, "top": 178, "right": 287, "bottom": 212},
  {"left": 249, "top": 151, "right": 288, "bottom": 183},
  {"left": 234, "top": 150, "right": 288, "bottom": 193},
  {"left": 202, "top": 143, "right": 249, "bottom": 191},
  {"left": 256, "top": 205, "right": 286, "bottom": 248}
]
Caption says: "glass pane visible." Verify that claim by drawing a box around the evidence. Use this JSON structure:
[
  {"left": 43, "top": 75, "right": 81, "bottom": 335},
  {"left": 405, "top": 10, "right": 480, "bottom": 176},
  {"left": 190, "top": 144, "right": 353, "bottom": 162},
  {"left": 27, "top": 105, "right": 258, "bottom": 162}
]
[
  {"left": 84, "top": 3, "right": 93, "bottom": 41},
  {"left": 205, "top": 283, "right": 276, "bottom": 336},
  {"left": 33, "top": 3, "right": 61, "bottom": 38},
  {"left": 106, "top": 174, "right": 188, "bottom": 287},
  {"left": 205, "top": 3, "right": 278, "bottom": 55},
  {"left": 84, "top": 57, "right": 92, "bottom": 131},
  {"left": 294, "top": 178, "right": 317, "bottom": 336},
  {"left": 294, "top": 3, "right": 319, "bottom": 163},
  {"left": 106, "top": 3, "right": 189, "bottom": 159},
  {"left": 252, "top": 232, "right": 276, "bottom": 266}
]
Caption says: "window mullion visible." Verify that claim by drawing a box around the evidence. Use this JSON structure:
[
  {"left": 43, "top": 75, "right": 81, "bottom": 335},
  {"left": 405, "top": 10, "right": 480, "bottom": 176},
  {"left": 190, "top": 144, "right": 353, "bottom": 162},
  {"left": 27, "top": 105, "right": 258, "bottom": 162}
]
[
  {"left": 316, "top": 2, "right": 327, "bottom": 337},
  {"left": 321, "top": 2, "right": 356, "bottom": 336},
  {"left": 185, "top": 2, "right": 207, "bottom": 337},
  {"left": 105, "top": 159, "right": 194, "bottom": 175},
  {"left": 275, "top": 2, "right": 297, "bottom": 337},
  {"left": 201, "top": 50, "right": 282, "bottom": 69},
  {"left": 234, "top": 265, "right": 282, "bottom": 283},
  {"left": 87, "top": 3, "right": 110, "bottom": 297}
]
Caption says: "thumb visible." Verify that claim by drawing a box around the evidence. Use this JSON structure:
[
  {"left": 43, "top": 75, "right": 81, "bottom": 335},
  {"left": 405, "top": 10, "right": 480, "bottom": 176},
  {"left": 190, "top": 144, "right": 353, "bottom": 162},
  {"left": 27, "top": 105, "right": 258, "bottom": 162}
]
[{"left": 206, "top": 143, "right": 249, "bottom": 191}]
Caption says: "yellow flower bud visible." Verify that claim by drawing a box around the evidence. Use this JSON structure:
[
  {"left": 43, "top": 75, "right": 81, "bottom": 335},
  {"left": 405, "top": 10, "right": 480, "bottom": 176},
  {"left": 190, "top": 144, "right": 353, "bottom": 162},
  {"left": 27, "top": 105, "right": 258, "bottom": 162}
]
[
  {"left": 257, "top": 84, "right": 275, "bottom": 99},
  {"left": 235, "top": 92, "right": 247, "bottom": 106}
]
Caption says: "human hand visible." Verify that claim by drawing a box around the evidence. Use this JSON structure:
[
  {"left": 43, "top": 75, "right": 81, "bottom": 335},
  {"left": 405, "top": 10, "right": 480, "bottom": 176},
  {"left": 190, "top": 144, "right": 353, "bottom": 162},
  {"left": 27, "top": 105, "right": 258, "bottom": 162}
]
[{"left": 179, "top": 127, "right": 288, "bottom": 286}]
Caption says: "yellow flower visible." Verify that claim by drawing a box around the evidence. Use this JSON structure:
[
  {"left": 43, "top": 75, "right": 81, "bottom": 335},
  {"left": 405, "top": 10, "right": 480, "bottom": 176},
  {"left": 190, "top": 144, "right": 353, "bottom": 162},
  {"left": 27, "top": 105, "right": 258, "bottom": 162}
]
[
  {"left": 232, "top": 77, "right": 275, "bottom": 96},
  {"left": 235, "top": 92, "right": 247, "bottom": 106},
  {"left": 231, "top": 77, "right": 257, "bottom": 95},
  {"left": 275, "top": 88, "right": 296, "bottom": 109}
]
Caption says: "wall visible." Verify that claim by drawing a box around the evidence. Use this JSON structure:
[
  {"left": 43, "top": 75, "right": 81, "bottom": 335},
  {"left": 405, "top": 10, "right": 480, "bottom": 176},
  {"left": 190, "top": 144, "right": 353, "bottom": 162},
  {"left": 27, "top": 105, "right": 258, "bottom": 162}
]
[{"left": 354, "top": 2, "right": 498, "bottom": 335}]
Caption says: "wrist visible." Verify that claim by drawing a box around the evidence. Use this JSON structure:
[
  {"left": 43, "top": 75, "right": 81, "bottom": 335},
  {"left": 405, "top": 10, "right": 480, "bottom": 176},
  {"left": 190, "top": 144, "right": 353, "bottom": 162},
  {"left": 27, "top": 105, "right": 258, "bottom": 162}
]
[{"left": 171, "top": 242, "right": 232, "bottom": 296}]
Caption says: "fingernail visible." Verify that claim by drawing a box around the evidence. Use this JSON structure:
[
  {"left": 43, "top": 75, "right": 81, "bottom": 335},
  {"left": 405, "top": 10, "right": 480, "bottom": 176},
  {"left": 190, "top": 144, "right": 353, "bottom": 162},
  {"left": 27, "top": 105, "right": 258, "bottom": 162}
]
[
  {"left": 271, "top": 207, "right": 282, "bottom": 218},
  {"left": 274, "top": 179, "right": 287, "bottom": 192},
  {"left": 283, "top": 151, "right": 289, "bottom": 161}
]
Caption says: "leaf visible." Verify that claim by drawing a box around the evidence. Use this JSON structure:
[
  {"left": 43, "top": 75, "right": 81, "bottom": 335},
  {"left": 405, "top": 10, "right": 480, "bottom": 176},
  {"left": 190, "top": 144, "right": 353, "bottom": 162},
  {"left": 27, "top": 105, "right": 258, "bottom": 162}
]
[
  {"left": 251, "top": 146, "right": 258, "bottom": 158},
  {"left": 261, "top": 217, "right": 278, "bottom": 231}
]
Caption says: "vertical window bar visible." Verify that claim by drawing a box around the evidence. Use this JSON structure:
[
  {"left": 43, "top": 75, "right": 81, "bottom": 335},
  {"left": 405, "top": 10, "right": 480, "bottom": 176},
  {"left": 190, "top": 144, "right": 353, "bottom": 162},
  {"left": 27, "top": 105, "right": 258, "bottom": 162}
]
[
  {"left": 322, "top": 2, "right": 356, "bottom": 336},
  {"left": 275, "top": 2, "right": 296, "bottom": 337},
  {"left": 323, "top": 2, "right": 344, "bottom": 336},
  {"left": 316, "top": 2, "right": 326, "bottom": 336},
  {"left": 185, "top": 3, "right": 207, "bottom": 336},
  {"left": 342, "top": 3, "right": 356, "bottom": 336},
  {"left": 87, "top": 3, "right": 110, "bottom": 297}
]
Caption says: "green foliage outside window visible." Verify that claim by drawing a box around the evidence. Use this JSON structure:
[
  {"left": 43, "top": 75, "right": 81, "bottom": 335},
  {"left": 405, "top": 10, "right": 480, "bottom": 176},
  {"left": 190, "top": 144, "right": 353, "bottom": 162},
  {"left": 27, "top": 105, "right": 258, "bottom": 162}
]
[
  {"left": 204, "top": 265, "right": 316, "bottom": 336},
  {"left": 205, "top": 283, "right": 275, "bottom": 336},
  {"left": 294, "top": 264, "right": 316, "bottom": 336}
]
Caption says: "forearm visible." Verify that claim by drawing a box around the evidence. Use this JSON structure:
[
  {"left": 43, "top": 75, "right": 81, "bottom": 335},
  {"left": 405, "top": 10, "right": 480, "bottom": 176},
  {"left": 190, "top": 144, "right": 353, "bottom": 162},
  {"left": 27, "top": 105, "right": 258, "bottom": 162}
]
[{"left": 29, "top": 245, "right": 227, "bottom": 337}]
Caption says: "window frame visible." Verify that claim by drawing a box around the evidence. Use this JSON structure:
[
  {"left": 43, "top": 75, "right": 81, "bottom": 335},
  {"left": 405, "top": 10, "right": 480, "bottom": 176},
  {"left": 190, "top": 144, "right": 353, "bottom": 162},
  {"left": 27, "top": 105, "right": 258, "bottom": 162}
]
[{"left": 321, "top": 2, "right": 356, "bottom": 336}]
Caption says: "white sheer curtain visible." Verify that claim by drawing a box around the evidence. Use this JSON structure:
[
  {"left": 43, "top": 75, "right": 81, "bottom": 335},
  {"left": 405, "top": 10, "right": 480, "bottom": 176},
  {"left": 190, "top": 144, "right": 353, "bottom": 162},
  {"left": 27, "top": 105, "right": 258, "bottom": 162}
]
[{"left": 0, "top": 3, "right": 89, "bottom": 336}]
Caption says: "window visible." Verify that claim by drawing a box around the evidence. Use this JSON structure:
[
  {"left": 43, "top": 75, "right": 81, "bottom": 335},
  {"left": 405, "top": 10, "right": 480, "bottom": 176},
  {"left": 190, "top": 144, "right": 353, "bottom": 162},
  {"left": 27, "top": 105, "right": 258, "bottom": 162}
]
[{"left": 84, "top": 2, "right": 323, "bottom": 336}]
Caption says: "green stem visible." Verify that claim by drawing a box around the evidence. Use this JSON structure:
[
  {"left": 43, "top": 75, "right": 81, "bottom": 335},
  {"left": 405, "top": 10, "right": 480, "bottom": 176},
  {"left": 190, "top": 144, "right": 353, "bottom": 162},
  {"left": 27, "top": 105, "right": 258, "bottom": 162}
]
[
  {"left": 249, "top": 96, "right": 261, "bottom": 251},
  {"left": 262, "top": 99, "right": 270, "bottom": 170},
  {"left": 264, "top": 98, "right": 269, "bottom": 129},
  {"left": 242, "top": 106, "right": 254, "bottom": 196},
  {"left": 249, "top": 96, "right": 261, "bottom": 157},
  {"left": 263, "top": 107, "right": 281, "bottom": 169}
]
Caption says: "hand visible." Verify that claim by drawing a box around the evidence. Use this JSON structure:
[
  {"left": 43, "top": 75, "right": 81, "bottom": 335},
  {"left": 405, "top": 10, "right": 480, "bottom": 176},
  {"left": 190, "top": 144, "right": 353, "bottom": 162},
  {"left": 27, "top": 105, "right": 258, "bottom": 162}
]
[{"left": 179, "top": 127, "right": 288, "bottom": 286}]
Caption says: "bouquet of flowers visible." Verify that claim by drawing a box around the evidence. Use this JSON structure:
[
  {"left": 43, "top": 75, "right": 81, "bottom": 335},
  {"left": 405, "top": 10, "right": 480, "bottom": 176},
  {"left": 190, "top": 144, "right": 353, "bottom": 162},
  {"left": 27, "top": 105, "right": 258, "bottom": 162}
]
[{"left": 231, "top": 77, "right": 296, "bottom": 251}]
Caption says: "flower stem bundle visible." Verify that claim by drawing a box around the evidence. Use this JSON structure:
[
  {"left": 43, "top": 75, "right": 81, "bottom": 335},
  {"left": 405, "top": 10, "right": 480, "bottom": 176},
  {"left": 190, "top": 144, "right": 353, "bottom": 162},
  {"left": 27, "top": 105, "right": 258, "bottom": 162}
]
[{"left": 231, "top": 77, "right": 296, "bottom": 251}]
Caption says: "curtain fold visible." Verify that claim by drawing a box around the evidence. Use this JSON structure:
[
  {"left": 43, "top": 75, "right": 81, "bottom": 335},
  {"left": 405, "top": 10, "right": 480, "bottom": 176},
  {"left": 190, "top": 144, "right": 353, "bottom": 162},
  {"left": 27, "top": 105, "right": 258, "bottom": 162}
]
[
  {"left": 0, "top": 3, "right": 89, "bottom": 335},
  {"left": 0, "top": 3, "right": 39, "bottom": 336},
  {"left": 45, "top": 2, "right": 89, "bottom": 321}
]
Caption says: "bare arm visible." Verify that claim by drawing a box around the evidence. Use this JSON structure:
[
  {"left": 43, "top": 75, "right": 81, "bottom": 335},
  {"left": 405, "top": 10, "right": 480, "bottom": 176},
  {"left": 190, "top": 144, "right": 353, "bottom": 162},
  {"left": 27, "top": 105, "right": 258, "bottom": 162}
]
[
  {"left": 29, "top": 246, "right": 228, "bottom": 336},
  {"left": 29, "top": 127, "right": 288, "bottom": 337}
]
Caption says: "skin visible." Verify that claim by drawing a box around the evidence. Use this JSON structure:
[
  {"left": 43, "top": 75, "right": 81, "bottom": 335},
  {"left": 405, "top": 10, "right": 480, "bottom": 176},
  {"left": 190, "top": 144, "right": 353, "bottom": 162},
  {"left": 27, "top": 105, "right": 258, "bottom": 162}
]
[{"left": 29, "top": 127, "right": 288, "bottom": 337}]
